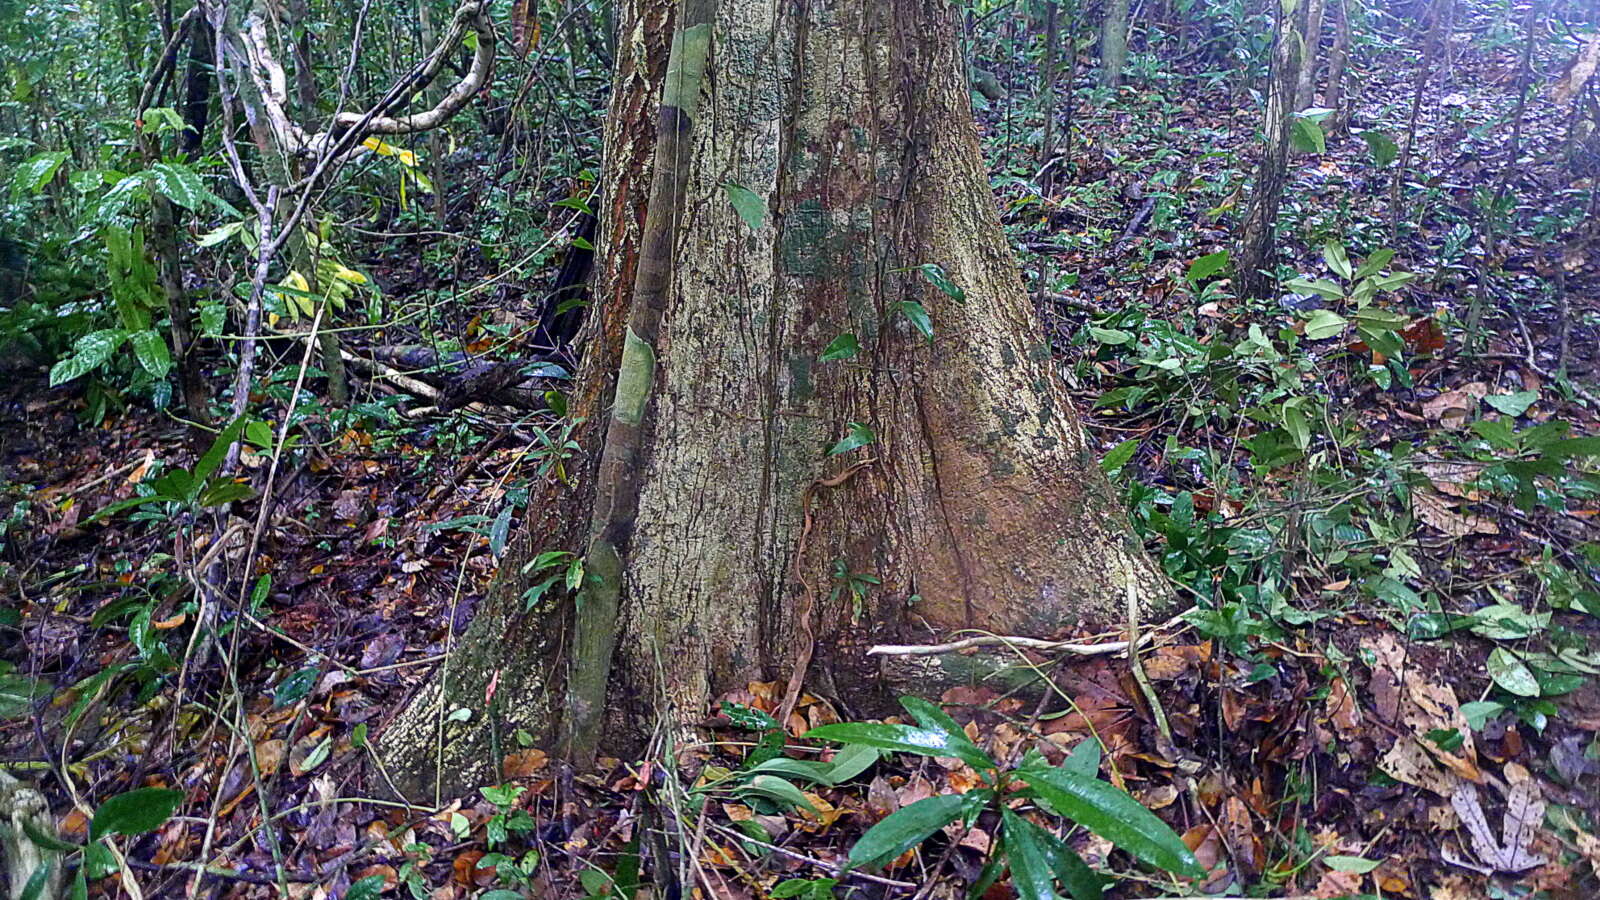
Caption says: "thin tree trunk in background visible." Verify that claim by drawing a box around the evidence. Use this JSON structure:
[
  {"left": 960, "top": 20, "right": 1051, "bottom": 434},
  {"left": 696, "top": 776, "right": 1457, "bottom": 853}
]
[
  {"left": 1465, "top": 0, "right": 1542, "bottom": 348},
  {"left": 1391, "top": 1, "right": 1443, "bottom": 241},
  {"left": 1237, "top": 0, "right": 1304, "bottom": 300},
  {"left": 1323, "top": 0, "right": 1350, "bottom": 130},
  {"left": 1100, "top": 0, "right": 1131, "bottom": 87},
  {"left": 1040, "top": 0, "right": 1059, "bottom": 181},
  {"left": 382, "top": 0, "right": 1167, "bottom": 799},
  {"left": 181, "top": 19, "right": 215, "bottom": 158},
  {"left": 419, "top": 0, "right": 450, "bottom": 225},
  {"left": 1294, "top": 0, "right": 1326, "bottom": 110}
]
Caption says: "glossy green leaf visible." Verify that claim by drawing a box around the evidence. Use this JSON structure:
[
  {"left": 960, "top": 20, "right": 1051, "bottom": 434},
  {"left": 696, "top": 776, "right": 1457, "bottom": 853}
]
[
  {"left": 1353, "top": 248, "right": 1396, "bottom": 280},
  {"left": 899, "top": 300, "right": 934, "bottom": 341},
  {"left": 1290, "top": 116, "right": 1326, "bottom": 154},
  {"left": 1324, "top": 855, "right": 1381, "bottom": 874},
  {"left": 1099, "top": 438, "right": 1139, "bottom": 476},
  {"left": 1004, "top": 808, "right": 1105, "bottom": 900},
  {"left": 90, "top": 787, "right": 184, "bottom": 839},
  {"left": 1484, "top": 391, "right": 1538, "bottom": 416},
  {"left": 11, "top": 150, "right": 68, "bottom": 195},
  {"left": 807, "top": 720, "right": 982, "bottom": 764},
  {"left": 847, "top": 792, "right": 982, "bottom": 870},
  {"left": 827, "top": 422, "right": 875, "bottom": 457},
  {"left": 915, "top": 263, "right": 966, "bottom": 302},
  {"left": 899, "top": 696, "right": 997, "bottom": 770},
  {"left": 129, "top": 330, "right": 171, "bottom": 378},
  {"left": 1487, "top": 648, "right": 1540, "bottom": 697},
  {"left": 1360, "top": 131, "right": 1399, "bottom": 167},
  {"left": 820, "top": 333, "right": 860, "bottom": 361},
  {"left": 736, "top": 774, "right": 816, "bottom": 812},
  {"left": 1001, "top": 808, "right": 1058, "bottom": 900},
  {"left": 146, "top": 162, "right": 206, "bottom": 211},
  {"left": 723, "top": 183, "right": 767, "bottom": 230},
  {"left": 1302, "top": 309, "right": 1348, "bottom": 340},
  {"left": 1184, "top": 250, "right": 1229, "bottom": 283},
  {"left": 1016, "top": 764, "right": 1203, "bottom": 878},
  {"left": 1323, "top": 243, "right": 1352, "bottom": 279}
]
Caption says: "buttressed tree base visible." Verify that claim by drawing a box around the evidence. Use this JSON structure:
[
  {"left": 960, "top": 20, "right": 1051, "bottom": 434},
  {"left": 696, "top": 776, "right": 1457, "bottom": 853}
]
[{"left": 379, "top": 0, "right": 1167, "bottom": 800}]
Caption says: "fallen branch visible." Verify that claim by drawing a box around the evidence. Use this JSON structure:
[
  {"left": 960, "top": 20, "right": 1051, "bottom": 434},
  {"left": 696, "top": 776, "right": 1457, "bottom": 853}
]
[
  {"left": 866, "top": 610, "right": 1191, "bottom": 658},
  {"left": 866, "top": 633, "right": 1148, "bottom": 658}
]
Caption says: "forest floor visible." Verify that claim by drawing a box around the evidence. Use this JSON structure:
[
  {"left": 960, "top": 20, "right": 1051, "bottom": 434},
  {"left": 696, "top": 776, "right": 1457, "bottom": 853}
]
[{"left": 5, "top": 20, "right": 1600, "bottom": 900}]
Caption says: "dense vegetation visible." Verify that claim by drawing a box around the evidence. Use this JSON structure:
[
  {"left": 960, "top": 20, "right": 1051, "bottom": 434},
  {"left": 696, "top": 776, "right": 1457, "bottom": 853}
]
[{"left": 3, "top": 0, "right": 1599, "bottom": 898}]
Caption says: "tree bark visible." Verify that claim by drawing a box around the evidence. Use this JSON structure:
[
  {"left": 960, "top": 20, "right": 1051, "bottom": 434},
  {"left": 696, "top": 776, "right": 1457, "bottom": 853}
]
[
  {"left": 1322, "top": 0, "right": 1350, "bottom": 128},
  {"left": 1099, "top": 0, "right": 1131, "bottom": 87},
  {"left": 1237, "top": 0, "right": 1304, "bottom": 300},
  {"left": 1294, "top": 0, "right": 1327, "bottom": 111},
  {"left": 379, "top": 0, "right": 1167, "bottom": 801}
]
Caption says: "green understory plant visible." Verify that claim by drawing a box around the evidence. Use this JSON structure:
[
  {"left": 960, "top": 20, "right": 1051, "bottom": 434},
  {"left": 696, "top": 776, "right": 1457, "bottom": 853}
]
[{"left": 804, "top": 696, "right": 1205, "bottom": 899}]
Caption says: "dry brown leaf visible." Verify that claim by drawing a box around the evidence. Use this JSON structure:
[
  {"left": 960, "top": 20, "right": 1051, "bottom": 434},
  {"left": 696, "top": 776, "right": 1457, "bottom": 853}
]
[
  {"left": 1313, "top": 870, "right": 1364, "bottom": 898},
  {"left": 1414, "top": 490, "right": 1499, "bottom": 538},
  {"left": 1422, "top": 383, "right": 1488, "bottom": 428},
  {"left": 502, "top": 748, "right": 548, "bottom": 777},
  {"left": 1420, "top": 461, "right": 1487, "bottom": 501},
  {"left": 254, "top": 738, "right": 287, "bottom": 777},
  {"left": 1451, "top": 781, "right": 1545, "bottom": 872}
]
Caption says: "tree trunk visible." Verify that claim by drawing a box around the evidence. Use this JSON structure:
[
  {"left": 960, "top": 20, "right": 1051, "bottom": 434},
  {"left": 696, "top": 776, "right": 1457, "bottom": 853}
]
[
  {"left": 1322, "top": 0, "right": 1350, "bottom": 128},
  {"left": 379, "top": 0, "right": 1166, "bottom": 801},
  {"left": 1099, "top": 0, "right": 1131, "bottom": 87},
  {"left": 1237, "top": 0, "right": 1304, "bottom": 300},
  {"left": 1294, "top": 0, "right": 1327, "bottom": 111}
]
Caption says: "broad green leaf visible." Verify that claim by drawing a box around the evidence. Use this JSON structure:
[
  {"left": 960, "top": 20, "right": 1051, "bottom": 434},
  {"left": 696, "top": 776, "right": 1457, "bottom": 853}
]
[
  {"left": 90, "top": 787, "right": 184, "bottom": 839},
  {"left": 11, "top": 150, "right": 68, "bottom": 195},
  {"left": 1088, "top": 326, "right": 1132, "bottom": 345},
  {"left": 18, "top": 859, "right": 53, "bottom": 900},
  {"left": 899, "top": 696, "right": 997, "bottom": 770},
  {"left": 1486, "top": 648, "right": 1540, "bottom": 697},
  {"left": 1290, "top": 116, "right": 1326, "bottom": 154},
  {"left": 735, "top": 774, "right": 816, "bottom": 812},
  {"left": 1360, "top": 131, "right": 1399, "bottom": 167},
  {"left": 129, "top": 330, "right": 171, "bottom": 378},
  {"left": 147, "top": 162, "right": 206, "bottom": 211},
  {"left": 723, "top": 183, "right": 767, "bottom": 230},
  {"left": 846, "top": 792, "right": 982, "bottom": 870},
  {"left": 0, "top": 672, "right": 47, "bottom": 719},
  {"left": 1001, "top": 808, "right": 1058, "bottom": 900},
  {"left": 50, "top": 329, "right": 128, "bottom": 386},
  {"left": 192, "top": 417, "right": 247, "bottom": 495},
  {"left": 1353, "top": 248, "right": 1396, "bottom": 280},
  {"left": 1460, "top": 701, "right": 1504, "bottom": 730},
  {"left": 827, "top": 422, "right": 875, "bottom": 457},
  {"left": 1547, "top": 437, "right": 1600, "bottom": 458},
  {"left": 1004, "top": 808, "right": 1105, "bottom": 900},
  {"left": 1062, "top": 738, "right": 1101, "bottom": 778},
  {"left": 1099, "top": 438, "right": 1139, "bottom": 476},
  {"left": 1371, "top": 272, "right": 1416, "bottom": 292},
  {"left": 22, "top": 819, "right": 79, "bottom": 853},
  {"left": 346, "top": 875, "right": 387, "bottom": 900},
  {"left": 1185, "top": 250, "right": 1228, "bottom": 283},
  {"left": 1485, "top": 391, "right": 1538, "bottom": 416},
  {"left": 1302, "top": 309, "right": 1348, "bottom": 340},
  {"left": 273, "top": 666, "right": 321, "bottom": 708},
  {"left": 1016, "top": 764, "right": 1203, "bottom": 878},
  {"left": 826, "top": 743, "right": 880, "bottom": 783},
  {"left": 1324, "top": 855, "right": 1381, "bottom": 874},
  {"left": 95, "top": 174, "right": 146, "bottom": 221},
  {"left": 899, "top": 300, "right": 934, "bottom": 341},
  {"left": 820, "top": 333, "right": 860, "bottom": 361},
  {"left": 746, "top": 757, "right": 839, "bottom": 785},
  {"left": 807, "top": 721, "right": 982, "bottom": 762},
  {"left": 1283, "top": 277, "right": 1344, "bottom": 301},
  {"left": 1323, "top": 243, "right": 1352, "bottom": 279},
  {"left": 915, "top": 263, "right": 966, "bottom": 303}
]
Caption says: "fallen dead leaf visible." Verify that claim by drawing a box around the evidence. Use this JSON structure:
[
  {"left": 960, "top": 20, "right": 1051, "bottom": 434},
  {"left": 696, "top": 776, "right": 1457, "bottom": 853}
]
[{"left": 1414, "top": 489, "right": 1499, "bottom": 538}]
